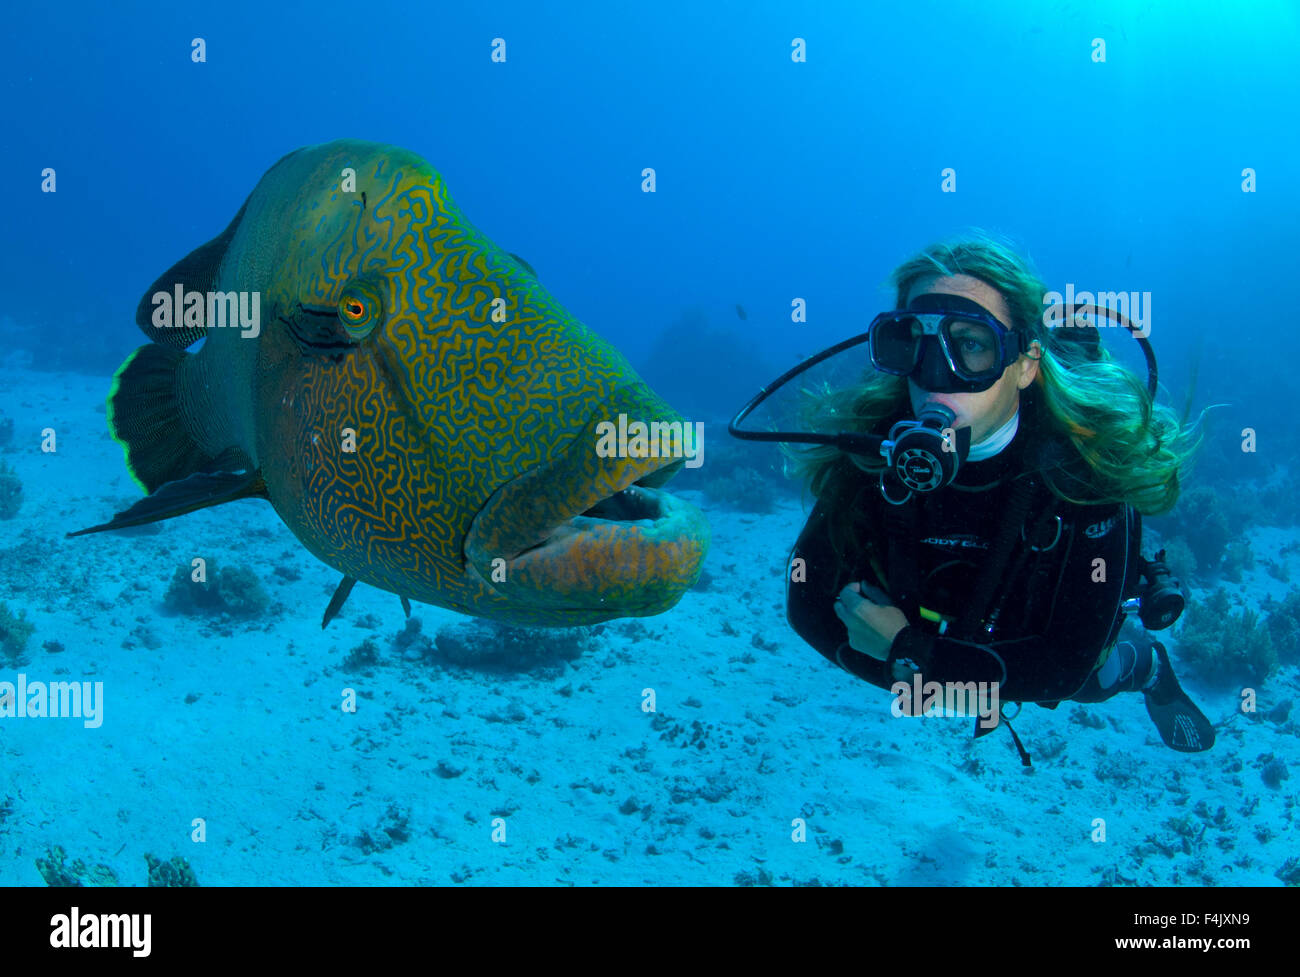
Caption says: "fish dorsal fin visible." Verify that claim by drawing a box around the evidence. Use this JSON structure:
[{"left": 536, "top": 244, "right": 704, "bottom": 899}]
[
  {"left": 134, "top": 197, "right": 251, "bottom": 348},
  {"left": 67, "top": 469, "right": 267, "bottom": 538},
  {"left": 508, "top": 252, "right": 537, "bottom": 277}
]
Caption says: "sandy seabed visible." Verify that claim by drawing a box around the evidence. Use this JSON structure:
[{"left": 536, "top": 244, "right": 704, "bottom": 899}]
[{"left": 0, "top": 366, "right": 1296, "bottom": 886}]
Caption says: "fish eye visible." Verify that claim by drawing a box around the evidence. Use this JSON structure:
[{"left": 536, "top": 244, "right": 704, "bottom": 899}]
[{"left": 337, "top": 280, "right": 384, "bottom": 340}]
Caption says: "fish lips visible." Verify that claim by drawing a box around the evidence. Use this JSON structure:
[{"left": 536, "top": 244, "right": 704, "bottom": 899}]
[{"left": 464, "top": 444, "right": 709, "bottom": 618}]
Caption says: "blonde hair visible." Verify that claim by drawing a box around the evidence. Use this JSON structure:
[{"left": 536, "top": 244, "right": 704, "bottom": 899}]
[{"left": 788, "top": 231, "right": 1200, "bottom": 526}]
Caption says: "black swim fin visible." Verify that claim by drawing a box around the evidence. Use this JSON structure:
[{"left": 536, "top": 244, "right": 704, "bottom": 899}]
[{"left": 1144, "top": 642, "right": 1215, "bottom": 752}]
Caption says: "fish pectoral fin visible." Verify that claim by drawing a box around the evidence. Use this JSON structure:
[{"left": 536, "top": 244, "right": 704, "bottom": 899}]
[
  {"left": 321, "top": 575, "right": 359, "bottom": 629},
  {"left": 67, "top": 470, "right": 267, "bottom": 538},
  {"left": 400, "top": 595, "right": 412, "bottom": 618}
]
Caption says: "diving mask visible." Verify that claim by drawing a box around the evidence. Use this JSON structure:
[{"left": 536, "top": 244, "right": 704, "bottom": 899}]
[{"left": 867, "top": 293, "right": 1034, "bottom": 393}]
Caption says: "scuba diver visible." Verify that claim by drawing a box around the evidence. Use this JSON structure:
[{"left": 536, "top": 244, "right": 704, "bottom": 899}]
[{"left": 730, "top": 234, "right": 1215, "bottom": 761}]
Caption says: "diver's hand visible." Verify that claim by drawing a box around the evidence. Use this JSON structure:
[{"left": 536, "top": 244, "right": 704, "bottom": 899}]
[{"left": 834, "top": 582, "right": 908, "bottom": 662}]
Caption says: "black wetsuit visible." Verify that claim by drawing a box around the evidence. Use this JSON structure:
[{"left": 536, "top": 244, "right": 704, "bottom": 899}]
[{"left": 787, "top": 412, "right": 1141, "bottom": 704}]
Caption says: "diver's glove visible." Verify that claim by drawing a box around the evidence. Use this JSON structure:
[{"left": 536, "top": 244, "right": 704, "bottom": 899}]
[{"left": 1143, "top": 641, "right": 1215, "bottom": 752}]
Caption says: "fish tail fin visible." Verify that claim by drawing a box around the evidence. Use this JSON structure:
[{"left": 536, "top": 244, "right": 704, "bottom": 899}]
[{"left": 107, "top": 344, "right": 211, "bottom": 494}]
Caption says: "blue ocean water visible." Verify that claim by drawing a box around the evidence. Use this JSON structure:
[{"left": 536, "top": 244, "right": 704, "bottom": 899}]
[{"left": 0, "top": 0, "right": 1297, "bottom": 888}]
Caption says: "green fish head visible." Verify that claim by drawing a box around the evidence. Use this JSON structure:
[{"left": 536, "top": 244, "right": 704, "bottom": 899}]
[{"left": 250, "top": 141, "right": 709, "bottom": 626}]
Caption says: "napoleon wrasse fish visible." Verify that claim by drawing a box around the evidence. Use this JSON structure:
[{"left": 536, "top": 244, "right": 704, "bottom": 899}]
[{"left": 72, "top": 140, "right": 709, "bottom": 628}]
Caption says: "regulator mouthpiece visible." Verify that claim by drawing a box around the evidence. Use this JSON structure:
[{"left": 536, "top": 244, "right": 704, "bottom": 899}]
[{"left": 879, "top": 404, "right": 970, "bottom": 503}]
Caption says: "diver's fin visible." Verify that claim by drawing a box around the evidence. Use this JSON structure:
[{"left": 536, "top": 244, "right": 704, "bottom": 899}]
[
  {"left": 322, "top": 575, "right": 359, "bottom": 629},
  {"left": 68, "top": 469, "right": 267, "bottom": 538},
  {"left": 400, "top": 595, "right": 412, "bottom": 618},
  {"left": 1144, "top": 642, "right": 1215, "bottom": 752}
]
